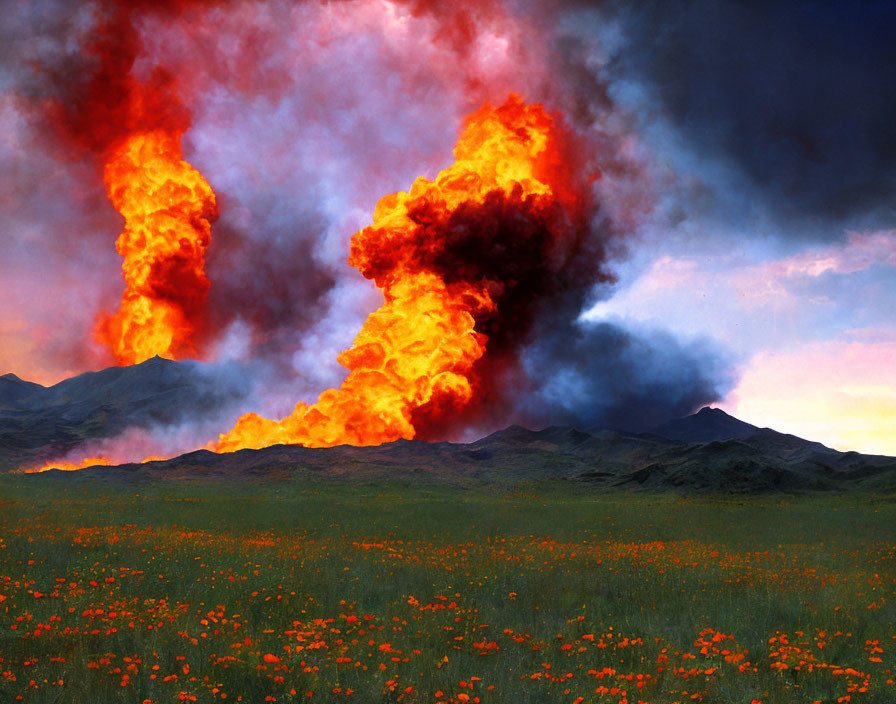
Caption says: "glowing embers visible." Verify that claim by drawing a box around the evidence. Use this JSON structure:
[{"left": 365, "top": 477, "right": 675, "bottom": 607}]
[
  {"left": 216, "top": 95, "right": 581, "bottom": 451},
  {"left": 24, "top": 457, "right": 110, "bottom": 474},
  {"left": 96, "top": 129, "right": 218, "bottom": 366}
]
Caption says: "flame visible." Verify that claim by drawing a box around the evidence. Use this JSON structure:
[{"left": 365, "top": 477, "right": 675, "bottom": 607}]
[
  {"left": 95, "top": 129, "right": 218, "bottom": 365},
  {"left": 216, "top": 95, "right": 579, "bottom": 452},
  {"left": 22, "top": 452, "right": 169, "bottom": 474},
  {"left": 24, "top": 457, "right": 110, "bottom": 474}
]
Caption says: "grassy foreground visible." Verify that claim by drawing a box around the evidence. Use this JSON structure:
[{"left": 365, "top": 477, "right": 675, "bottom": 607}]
[{"left": 0, "top": 476, "right": 893, "bottom": 704}]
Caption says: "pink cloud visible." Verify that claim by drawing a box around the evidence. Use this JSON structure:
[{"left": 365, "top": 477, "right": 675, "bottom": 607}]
[
  {"left": 759, "top": 229, "right": 896, "bottom": 279},
  {"left": 588, "top": 229, "right": 896, "bottom": 347},
  {"left": 721, "top": 338, "right": 896, "bottom": 456},
  {"left": 726, "top": 230, "right": 896, "bottom": 307}
]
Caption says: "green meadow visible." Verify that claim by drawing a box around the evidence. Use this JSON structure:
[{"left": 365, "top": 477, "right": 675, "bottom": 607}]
[{"left": 0, "top": 476, "right": 893, "bottom": 703}]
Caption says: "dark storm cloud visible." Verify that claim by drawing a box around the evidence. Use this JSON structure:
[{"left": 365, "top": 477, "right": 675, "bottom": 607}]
[
  {"left": 515, "top": 319, "right": 734, "bottom": 432},
  {"left": 599, "top": 0, "right": 896, "bottom": 234}
]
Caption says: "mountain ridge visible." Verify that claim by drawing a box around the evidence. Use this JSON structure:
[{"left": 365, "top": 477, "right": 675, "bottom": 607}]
[
  {"left": 3, "top": 362, "right": 893, "bottom": 492},
  {"left": 24, "top": 413, "right": 896, "bottom": 493},
  {"left": 0, "top": 356, "right": 251, "bottom": 470}
]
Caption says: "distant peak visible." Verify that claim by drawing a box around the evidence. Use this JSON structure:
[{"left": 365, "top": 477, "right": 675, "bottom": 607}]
[
  {"left": 134, "top": 355, "right": 176, "bottom": 368},
  {"left": 696, "top": 406, "right": 728, "bottom": 416},
  {"left": 0, "top": 371, "right": 47, "bottom": 393},
  {"left": 650, "top": 406, "right": 760, "bottom": 444},
  {"left": 1, "top": 372, "right": 43, "bottom": 387}
]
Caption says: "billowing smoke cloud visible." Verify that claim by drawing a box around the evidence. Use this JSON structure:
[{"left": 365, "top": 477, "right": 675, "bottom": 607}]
[
  {"left": 0, "top": 0, "right": 738, "bottom": 455},
  {"left": 150, "top": 0, "right": 561, "bottom": 373},
  {"left": 514, "top": 319, "right": 734, "bottom": 433}
]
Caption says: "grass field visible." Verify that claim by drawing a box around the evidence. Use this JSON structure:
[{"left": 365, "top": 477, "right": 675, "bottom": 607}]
[{"left": 0, "top": 476, "right": 892, "bottom": 703}]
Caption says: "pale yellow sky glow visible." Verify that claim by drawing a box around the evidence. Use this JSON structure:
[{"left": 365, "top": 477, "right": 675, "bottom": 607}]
[{"left": 721, "top": 340, "right": 896, "bottom": 456}]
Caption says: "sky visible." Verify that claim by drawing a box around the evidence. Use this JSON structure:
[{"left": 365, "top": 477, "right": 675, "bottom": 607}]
[{"left": 1, "top": 0, "right": 894, "bottom": 455}]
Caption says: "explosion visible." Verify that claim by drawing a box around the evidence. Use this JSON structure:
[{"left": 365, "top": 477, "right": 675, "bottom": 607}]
[
  {"left": 5, "top": 0, "right": 743, "bottom": 474},
  {"left": 96, "top": 130, "right": 217, "bottom": 365},
  {"left": 215, "top": 95, "right": 598, "bottom": 451}
]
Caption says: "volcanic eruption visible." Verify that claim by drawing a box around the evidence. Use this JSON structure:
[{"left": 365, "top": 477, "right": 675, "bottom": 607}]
[{"left": 215, "top": 95, "right": 608, "bottom": 451}]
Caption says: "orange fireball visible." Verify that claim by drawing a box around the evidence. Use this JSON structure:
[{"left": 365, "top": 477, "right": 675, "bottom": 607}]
[
  {"left": 216, "top": 95, "right": 585, "bottom": 452},
  {"left": 96, "top": 129, "right": 218, "bottom": 366}
]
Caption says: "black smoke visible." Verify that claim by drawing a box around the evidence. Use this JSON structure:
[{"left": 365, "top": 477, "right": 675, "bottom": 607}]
[{"left": 514, "top": 319, "right": 734, "bottom": 432}]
